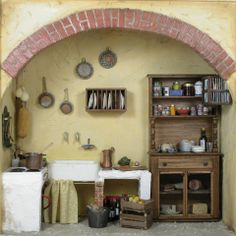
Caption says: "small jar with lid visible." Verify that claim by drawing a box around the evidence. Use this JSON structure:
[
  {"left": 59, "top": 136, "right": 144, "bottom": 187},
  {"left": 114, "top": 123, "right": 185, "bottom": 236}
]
[{"left": 183, "top": 82, "right": 194, "bottom": 96}]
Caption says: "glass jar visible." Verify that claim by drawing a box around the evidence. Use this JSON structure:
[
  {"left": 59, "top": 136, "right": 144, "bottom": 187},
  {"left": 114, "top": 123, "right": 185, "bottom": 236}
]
[
  {"left": 194, "top": 81, "right": 203, "bottom": 96},
  {"left": 183, "top": 82, "right": 194, "bottom": 96}
]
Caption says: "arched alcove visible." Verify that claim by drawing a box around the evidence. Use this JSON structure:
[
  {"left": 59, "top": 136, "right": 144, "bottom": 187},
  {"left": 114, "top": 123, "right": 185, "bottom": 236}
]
[{"left": 1, "top": 8, "right": 236, "bottom": 79}]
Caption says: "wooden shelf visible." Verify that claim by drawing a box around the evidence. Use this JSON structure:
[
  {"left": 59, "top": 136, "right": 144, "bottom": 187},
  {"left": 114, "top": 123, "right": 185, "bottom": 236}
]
[
  {"left": 159, "top": 214, "right": 184, "bottom": 218},
  {"left": 160, "top": 190, "right": 182, "bottom": 195},
  {"left": 148, "top": 75, "right": 221, "bottom": 221},
  {"left": 151, "top": 115, "right": 217, "bottom": 119},
  {"left": 86, "top": 88, "right": 126, "bottom": 112},
  {"left": 153, "top": 96, "right": 202, "bottom": 99},
  {"left": 188, "top": 189, "right": 211, "bottom": 194},
  {"left": 147, "top": 74, "right": 217, "bottom": 79},
  {"left": 149, "top": 151, "right": 222, "bottom": 156}
]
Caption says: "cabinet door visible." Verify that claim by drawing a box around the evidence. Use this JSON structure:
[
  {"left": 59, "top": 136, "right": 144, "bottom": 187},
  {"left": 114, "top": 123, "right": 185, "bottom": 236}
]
[
  {"left": 158, "top": 171, "right": 185, "bottom": 218},
  {"left": 187, "top": 171, "right": 213, "bottom": 218}
]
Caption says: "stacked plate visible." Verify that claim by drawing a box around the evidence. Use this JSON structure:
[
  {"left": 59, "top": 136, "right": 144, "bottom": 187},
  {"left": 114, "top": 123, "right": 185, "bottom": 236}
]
[{"left": 192, "top": 146, "right": 205, "bottom": 153}]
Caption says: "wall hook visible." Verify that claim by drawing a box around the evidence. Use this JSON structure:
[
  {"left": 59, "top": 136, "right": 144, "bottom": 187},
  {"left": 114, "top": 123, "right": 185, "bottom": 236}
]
[{"left": 63, "top": 132, "right": 69, "bottom": 144}]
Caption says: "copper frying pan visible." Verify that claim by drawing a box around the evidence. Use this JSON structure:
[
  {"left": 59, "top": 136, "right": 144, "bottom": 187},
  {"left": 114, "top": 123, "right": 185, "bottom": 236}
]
[{"left": 38, "top": 77, "right": 55, "bottom": 108}]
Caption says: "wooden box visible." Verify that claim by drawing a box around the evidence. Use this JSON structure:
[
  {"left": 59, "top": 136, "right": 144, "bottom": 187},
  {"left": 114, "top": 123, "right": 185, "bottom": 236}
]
[
  {"left": 120, "top": 199, "right": 153, "bottom": 212},
  {"left": 120, "top": 199, "right": 154, "bottom": 229}
]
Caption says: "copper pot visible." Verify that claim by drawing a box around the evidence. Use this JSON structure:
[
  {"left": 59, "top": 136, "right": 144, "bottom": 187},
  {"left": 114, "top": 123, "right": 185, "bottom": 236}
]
[
  {"left": 101, "top": 147, "right": 115, "bottom": 169},
  {"left": 24, "top": 152, "right": 45, "bottom": 170}
]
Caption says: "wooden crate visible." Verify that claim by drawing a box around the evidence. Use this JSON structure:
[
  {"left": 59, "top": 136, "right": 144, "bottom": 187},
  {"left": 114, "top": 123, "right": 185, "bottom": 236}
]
[
  {"left": 120, "top": 199, "right": 154, "bottom": 229},
  {"left": 120, "top": 211, "right": 153, "bottom": 230},
  {"left": 121, "top": 199, "right": 153, "bottom": 212}
]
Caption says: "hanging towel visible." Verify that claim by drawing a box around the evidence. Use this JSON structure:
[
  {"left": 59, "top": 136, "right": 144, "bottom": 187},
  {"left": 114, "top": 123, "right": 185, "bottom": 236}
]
[{"left": 43, "top": 180, "right": 78, "bottom": 224}]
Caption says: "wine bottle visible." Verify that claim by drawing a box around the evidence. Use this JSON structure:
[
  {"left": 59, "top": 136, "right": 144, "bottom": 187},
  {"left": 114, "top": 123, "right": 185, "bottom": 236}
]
[
  {"left": 115, "top": 199, "right": 120, "bottom": 219},
  {"left": 199, "top": 128, "right": 207, "bottom": 151}
]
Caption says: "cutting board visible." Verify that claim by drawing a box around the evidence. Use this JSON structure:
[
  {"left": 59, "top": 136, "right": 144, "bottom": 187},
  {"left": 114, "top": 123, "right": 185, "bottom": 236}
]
[{"left": 113, "top": 166, "right": 147, "bottom": 171}]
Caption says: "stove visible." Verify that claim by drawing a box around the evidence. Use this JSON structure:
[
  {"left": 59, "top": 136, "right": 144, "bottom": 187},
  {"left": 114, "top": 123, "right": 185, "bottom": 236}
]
[{"left": 2, "top": 167, "right": 48, "bottom": 233}]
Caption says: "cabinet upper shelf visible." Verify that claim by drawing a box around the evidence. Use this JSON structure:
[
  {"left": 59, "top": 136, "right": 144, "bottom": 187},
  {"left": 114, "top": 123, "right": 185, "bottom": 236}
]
[
  {"left": 150, "top": 115, "right": 218, "bottom": 119},
  {"left": 152, "top": 96, "right": 202, "bottom": 99}
]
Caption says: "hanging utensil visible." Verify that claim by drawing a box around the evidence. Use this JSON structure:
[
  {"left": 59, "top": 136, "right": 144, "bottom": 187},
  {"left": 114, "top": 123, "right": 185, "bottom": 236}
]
[
  {"left": 81, "top": 138, "right": 95, "bottom": 150},
  {"left": 60, "top": 88, "right": 73, "bottom": 114},
  {"left": 17, "top": 102, "right": 29, "bottom": 139},
  {"left": 38, "top": 77, "right": 55, "bottom": 108}
]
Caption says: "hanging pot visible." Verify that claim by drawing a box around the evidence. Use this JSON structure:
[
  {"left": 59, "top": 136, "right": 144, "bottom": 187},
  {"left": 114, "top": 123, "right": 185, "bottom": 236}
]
[
  {"left": 60, "top": 88, "right": 73, "bottom": 114},
  {"left": 38, "top": 77, "right": 55, "bottom": 108}
]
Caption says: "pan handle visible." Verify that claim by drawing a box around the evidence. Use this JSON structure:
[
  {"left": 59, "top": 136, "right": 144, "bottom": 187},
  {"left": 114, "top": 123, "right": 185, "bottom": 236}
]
[
  {"left": 64, "top": 88, "right": 69, "bottom": 101},
  {"left": 42, "top": 77, "right": 47, "bottom": 93}
]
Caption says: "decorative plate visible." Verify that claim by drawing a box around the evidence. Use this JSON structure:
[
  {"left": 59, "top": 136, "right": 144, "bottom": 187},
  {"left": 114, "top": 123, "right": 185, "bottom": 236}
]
[
  {"left": 99, "top": 48, "right": 117, "bottom": 69},
  {"left": 76, "top": 58, "right": 93, "bottom": 79}
]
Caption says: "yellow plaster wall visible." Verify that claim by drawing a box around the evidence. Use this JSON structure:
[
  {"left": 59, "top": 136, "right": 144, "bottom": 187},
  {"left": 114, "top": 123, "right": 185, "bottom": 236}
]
[
  {"left": 1, "top": 0, "right": 236, "bottom": 232},
  {"left": 222, "top": 73, "right": 236, "bottom": 231},
  {"left": 0, "top": 72, "right": 15, "bottom": 231},
  {"left": 15, "top": 30, "right": 214, "bottom": 161}
]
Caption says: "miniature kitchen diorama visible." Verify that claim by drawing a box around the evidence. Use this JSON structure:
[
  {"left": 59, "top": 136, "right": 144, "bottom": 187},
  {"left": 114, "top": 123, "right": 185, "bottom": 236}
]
[{"left": 2, "top": 48, "right": 232, "bottom": 233}]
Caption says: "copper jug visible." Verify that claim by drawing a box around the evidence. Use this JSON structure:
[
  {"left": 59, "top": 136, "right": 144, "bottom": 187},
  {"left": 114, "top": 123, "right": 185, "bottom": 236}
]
[{"left": 101, "top": 147, "right": 115, "bottom": 169}]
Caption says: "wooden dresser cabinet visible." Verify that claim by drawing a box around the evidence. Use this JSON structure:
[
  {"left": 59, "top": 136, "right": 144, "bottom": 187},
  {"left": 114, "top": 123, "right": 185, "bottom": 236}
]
[
  {"left": 147, "top": 74, "right": 226, "bottom": 221},
  {"left": 150, "top": 153, "right": 221, "bottom": 221}
]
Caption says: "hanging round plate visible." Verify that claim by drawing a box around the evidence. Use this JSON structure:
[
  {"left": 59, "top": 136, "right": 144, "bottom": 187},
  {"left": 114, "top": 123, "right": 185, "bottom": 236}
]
[
  {"left": 76, "top": 58, "right": 93, "bottom": 79},
  {"left": 99, "top": 48, "right": 117, "bottom": 69}
]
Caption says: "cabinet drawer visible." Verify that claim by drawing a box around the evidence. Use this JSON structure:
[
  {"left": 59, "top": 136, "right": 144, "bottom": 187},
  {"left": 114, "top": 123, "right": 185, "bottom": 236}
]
[{"left": 158, "top": 157, "right": 213, "bottom": 169}]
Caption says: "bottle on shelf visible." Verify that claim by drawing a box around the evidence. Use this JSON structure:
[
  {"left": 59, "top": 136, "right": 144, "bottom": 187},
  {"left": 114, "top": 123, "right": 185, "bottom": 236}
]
[
  {"left": 115, "top": 198, "right": 120, "bottom": 220},
  {"left": 199, "top": 128, "right": 207, "bottom": 151},
  {"left": 170, "top": 104, "right": 176, "bottom": 116}
]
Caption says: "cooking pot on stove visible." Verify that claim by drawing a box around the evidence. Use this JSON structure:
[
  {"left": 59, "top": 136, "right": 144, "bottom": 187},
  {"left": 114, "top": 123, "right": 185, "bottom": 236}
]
[{"left": 24, "top": 152, "right": 45, "bottom": 170}]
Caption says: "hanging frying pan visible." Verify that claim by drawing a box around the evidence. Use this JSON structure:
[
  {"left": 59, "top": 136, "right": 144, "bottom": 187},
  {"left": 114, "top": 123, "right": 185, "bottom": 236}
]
[
  {"left": 38, "top": 77, "right": 55, "bottom": 108},
  {"left": 60, "top": 88, "right": 73, "bottom": 114}
]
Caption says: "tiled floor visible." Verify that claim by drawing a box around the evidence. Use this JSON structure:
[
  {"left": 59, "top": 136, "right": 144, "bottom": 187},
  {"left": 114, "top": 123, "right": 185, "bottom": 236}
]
[{"left": 4, "top": 220, "right": 235, "bottom": 236}]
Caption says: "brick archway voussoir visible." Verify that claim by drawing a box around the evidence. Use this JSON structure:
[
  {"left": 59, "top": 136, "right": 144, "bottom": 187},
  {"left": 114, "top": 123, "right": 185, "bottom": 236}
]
[{"left": 2, "top": 8, "right": 236, "bottom": 79}]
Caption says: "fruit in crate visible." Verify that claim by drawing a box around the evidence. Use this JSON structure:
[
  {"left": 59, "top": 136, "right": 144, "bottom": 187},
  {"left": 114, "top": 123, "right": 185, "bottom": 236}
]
[{"left": 127, "top": 195, "right": 144, "bottom": 204}]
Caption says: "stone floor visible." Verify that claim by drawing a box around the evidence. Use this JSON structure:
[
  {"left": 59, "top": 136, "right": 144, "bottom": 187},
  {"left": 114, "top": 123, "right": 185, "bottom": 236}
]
[{"left": 3, "top": 220, "right": 236, "bottom": 236}]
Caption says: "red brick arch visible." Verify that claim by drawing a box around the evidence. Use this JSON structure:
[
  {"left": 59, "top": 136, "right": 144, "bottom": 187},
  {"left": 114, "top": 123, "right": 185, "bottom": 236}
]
[{"left": 2, "top": 8, "right": 236, "bottom": 79}]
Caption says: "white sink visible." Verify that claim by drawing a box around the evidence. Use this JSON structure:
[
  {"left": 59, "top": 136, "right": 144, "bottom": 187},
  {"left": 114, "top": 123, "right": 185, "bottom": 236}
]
[{"left": 48, "top": 160, "right": 99, "bottom": 181}]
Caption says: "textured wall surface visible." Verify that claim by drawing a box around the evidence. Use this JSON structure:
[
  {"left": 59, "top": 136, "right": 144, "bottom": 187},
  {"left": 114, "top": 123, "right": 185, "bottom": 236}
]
[
  {"left": 15, "top": 30, "right": 213, "bottom": 162},
  {"left": 222, "top": 73, "right": 236, "bottom": 231},
  {"left": 1, "top": 0, "right": 236, "bottom": 232}
]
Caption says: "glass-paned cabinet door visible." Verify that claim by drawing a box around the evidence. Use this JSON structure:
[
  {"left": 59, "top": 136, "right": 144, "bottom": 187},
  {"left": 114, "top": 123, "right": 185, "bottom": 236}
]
[
  {"left": 187, "top": 172, "right": 211, "bottom": 217},
  {"left": 159, "top": 172, "right": 184, "bottom": 217}
]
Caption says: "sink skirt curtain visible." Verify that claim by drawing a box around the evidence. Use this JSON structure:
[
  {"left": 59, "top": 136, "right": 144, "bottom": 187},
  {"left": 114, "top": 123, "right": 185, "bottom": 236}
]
[{"left": 43, "top": 180, "right": 78, "bottom": 224}]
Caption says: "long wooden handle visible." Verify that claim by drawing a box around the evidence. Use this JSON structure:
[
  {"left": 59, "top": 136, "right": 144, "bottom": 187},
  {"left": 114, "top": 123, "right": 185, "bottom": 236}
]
[{"left": 17, "top": 107, "right": 29, "bottom": 138}]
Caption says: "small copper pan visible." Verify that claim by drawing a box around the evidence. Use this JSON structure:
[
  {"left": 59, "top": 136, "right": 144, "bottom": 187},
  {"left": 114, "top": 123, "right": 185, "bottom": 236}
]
[
  {"left": 60, "top": 88, "right": 73, "bottom": 114},
  {"left": 38, "top": 77, "right": 55, "bottom": 108}
]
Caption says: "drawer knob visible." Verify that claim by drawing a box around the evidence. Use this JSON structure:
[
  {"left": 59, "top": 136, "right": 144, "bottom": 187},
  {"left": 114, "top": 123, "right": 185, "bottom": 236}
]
[
  {"left": 163, "top": 162, "right": 167, "bottom": 167},
  {"left": 203, "top": 162, "right": 208, "bottom": 166}
]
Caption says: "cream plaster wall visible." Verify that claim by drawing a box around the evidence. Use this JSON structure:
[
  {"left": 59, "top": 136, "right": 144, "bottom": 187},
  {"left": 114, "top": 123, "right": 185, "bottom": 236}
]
[
  {"left": 1, "top": 1, "right": 236, "bottom": 61},
  {"left": 222, "top": 73, "right": 236, "bottom": 232},
  {"left": 0, "top": 72, "right": 15, "bottom": 231},
  {"left": 1, "top": 0, "right": 236, "bottom": 233},
  {"left": 15, "top": 30, "right": 214, "bottom": 162}
]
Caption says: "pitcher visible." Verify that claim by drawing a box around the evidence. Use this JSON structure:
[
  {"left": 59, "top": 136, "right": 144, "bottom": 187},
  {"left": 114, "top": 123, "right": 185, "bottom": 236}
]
[{"left": 101, "top": 147, "right": 115, "bottom": 168}]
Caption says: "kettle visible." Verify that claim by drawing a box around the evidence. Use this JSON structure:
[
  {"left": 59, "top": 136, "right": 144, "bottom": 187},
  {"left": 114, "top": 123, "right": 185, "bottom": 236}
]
[{"left": 101, "top": 147, "right": 115, "bottom": 169}]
